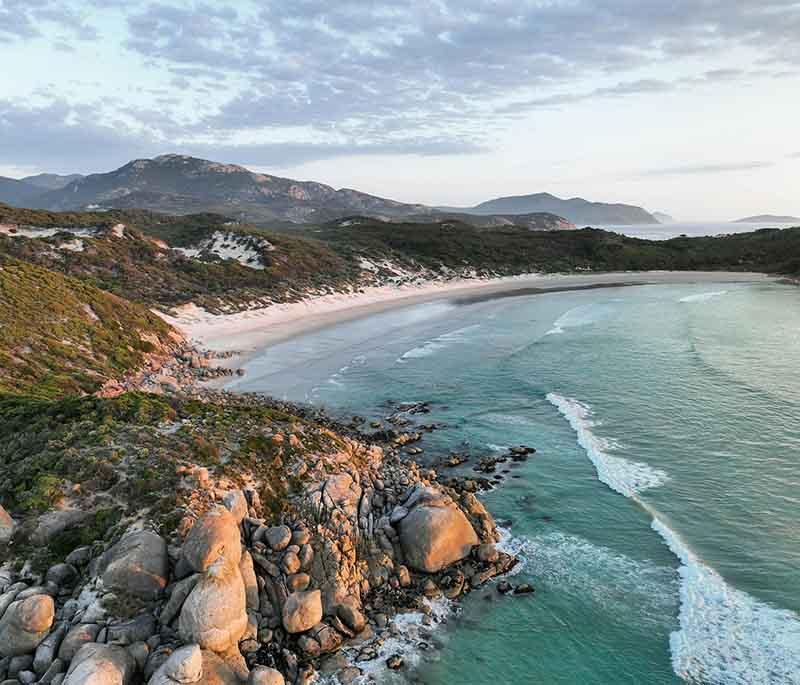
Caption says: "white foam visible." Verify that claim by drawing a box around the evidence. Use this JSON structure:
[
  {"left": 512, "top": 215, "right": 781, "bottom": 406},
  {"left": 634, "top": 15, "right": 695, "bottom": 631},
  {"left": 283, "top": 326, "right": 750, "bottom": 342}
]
[
  {"left": 547, "top": 393, "right": 668, "bottom": 496},
  {"left": 548, "top": 392, "right": 800, "bottom": 684},
  {"left": 652, "top": 516, "right": 800, "bottom": 685},
  {"left": 500, "top": 529, "right": 677, "bottom": 623},
  {"left": 679, "top": 290, "right": 728, "bottom": 303},
  {"left": 329, "top": 597, "right": 455, "bottom": 684},
  {"left": 486, "top": 443, "right": 511, "bottom": 453},
  {"left": 397, "top": 324, "right": 481, "bottom": 362},
  {"left": 545, "top": 303, "right": 616, "bottom": 336}
]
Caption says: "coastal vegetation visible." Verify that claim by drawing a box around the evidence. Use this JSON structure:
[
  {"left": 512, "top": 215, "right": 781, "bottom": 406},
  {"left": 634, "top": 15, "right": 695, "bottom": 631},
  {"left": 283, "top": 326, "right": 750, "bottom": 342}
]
[
  {"left": 0, "top": 197, "right": 798, "bottom": 685},
  {"left": 0, "top": 254, "right": 177, "bottom": 398}
]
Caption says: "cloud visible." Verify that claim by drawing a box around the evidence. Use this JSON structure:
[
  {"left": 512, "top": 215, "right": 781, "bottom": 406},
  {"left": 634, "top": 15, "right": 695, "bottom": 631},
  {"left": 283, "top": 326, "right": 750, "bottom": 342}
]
[
  {"left": 4, "top": 1, "right": 800, "bottom": 171},
  {"left": 0, "top": 100, "right": 484, "bottom": 173},
  {"left": 120, "top": 1, "right": 800, "bottom": 143},
  {"left": 498, "top": 79, "right": 675, "bottom": 112},
  {"left": 1, "top": 1, "right": 97, "bottom": 41},
  {"left": 639, "top": 161, "right": 774, "bottom": 177}
]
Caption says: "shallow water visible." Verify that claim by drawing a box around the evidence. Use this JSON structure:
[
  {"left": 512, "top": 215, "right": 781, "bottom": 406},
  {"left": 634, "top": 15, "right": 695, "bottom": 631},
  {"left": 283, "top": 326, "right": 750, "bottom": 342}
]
[{"left": 233, "top": 281, "right": 800, "bottom": 684}]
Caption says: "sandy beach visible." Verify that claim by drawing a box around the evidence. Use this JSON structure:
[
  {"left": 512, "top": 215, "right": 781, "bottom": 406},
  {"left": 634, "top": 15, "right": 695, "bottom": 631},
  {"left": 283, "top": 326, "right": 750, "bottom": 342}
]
[{"left": 159, "top": 271, "right": 775, "bottom": 364}]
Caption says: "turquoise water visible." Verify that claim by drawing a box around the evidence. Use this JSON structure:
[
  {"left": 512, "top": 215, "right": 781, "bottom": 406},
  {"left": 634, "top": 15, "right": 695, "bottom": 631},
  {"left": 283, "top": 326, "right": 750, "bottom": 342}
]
[{"left": 232, "top": 281, "right": 800, "bottom": 684}]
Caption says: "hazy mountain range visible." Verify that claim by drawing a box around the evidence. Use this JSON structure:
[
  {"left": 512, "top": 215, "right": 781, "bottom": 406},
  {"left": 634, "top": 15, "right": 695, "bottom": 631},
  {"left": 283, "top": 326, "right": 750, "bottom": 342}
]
[
  {"left": 733, "top": 215, "right": 800, "bottom": 224},
  {"left": 1, "top": 153, "right": 662, "bottom": 226},
  {"left": 439, "top": 192, "right": 659, "bottom": 225}
]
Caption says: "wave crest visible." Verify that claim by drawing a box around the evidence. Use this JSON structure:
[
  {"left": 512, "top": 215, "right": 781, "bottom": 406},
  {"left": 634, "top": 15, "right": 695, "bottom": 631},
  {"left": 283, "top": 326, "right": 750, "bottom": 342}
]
[
  {"left": 546, "top": 393, "right": 668, "bottom": 496},
  {"left": 548, "top": 391, "right": 800, "bottom": 684}
]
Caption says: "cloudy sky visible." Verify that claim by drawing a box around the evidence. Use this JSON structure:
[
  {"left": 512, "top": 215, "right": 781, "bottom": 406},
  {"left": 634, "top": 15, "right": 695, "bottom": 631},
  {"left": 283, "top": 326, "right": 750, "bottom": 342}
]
[{"left": 2, "top": 0, "right": 799, "bottom": 220}]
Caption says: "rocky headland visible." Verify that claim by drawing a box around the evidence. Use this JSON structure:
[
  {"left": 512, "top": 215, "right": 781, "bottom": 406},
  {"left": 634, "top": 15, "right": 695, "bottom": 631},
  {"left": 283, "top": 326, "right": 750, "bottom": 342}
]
[{"left": 0, "top": 355, "right": 527, "bottom": 685}]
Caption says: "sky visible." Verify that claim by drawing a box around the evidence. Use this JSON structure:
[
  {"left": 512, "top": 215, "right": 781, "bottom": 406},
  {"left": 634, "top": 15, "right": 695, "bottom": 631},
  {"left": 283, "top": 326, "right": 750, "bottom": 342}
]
[{"left": 1, "top": 1, "right": 799, "bottom": 221}]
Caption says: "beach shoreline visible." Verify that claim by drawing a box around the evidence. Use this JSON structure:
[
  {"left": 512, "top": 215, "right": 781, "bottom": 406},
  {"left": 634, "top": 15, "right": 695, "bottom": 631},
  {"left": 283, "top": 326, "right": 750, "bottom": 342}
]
[{"left": 159, "top": 270, "right": 775, "bottom": 372}]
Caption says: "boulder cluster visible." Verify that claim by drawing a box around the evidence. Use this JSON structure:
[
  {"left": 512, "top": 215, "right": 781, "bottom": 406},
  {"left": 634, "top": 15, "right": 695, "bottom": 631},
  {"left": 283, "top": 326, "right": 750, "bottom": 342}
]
[{"left": 0, "top": 435, "right": 518, "bottom": 684}]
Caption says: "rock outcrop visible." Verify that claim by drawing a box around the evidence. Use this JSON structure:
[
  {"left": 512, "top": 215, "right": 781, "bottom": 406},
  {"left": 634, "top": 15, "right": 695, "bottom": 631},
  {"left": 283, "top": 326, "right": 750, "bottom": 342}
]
[
  {"left": 397, "top": 487, "right": 479, "bottom": 572},
  {"left": 0, "top": 503, "right": 15, "bottom": 545},
  {"left": 63, "top": 643, "right": 136, "bottom": 685},
  {"left": 179, "top": 556, "right": 247, "bottom": 653},
  {"left": 148, "top": 644, "right": 202, "bottom": 685},
  {"left": 183, "top": 506, "right": 242, "bottom": 573},
  {"left": 0, "top": 594, "right": 55, "bottom": 657},
  {"left": 99, "top": 530, "right": 169, "bottom": 599},
  {"left": 282, "top": 590, "right": 323, "bottom": 634},
  {"left": 0, "top": 390, "right": 517, "bottom": 685}
]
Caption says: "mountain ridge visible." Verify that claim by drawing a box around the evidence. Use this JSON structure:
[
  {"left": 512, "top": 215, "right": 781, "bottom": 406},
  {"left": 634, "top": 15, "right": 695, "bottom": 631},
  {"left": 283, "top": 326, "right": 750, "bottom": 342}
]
[
  {"left": 32, "top": 153, "right": 430, "bottom": 224},
  {"left": 7, "top": 153, "right": 651, "bottom": 227},
  {"left": 21, "top": 173, "right": 84, "bottom": 191},
  {"left": 440, "top": 191, "right": 659, "bottom": 225},
  {"left": 0, "top": 176, "right": 44, "bottom": 207}
]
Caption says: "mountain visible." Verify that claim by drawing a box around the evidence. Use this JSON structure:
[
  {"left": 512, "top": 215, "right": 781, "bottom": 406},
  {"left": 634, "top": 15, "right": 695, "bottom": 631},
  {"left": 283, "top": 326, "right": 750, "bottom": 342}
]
[
  {"left": 653, "top": 212, "right": 674, "bottom": 223},
  {"left": 21, "top": 173, "right": 83, "bottom": 191},
  {"left": 443, "top": 192, "right": 658, "bottom": 225},
  {"left": 0, "top": 176, "right": 44, "bottom": 207},
  {"left": 36, "top": 154, "right": 429, "bottom": 223},
  {"left": 734, "top": 214, "right": 800, "bottom": 224}
]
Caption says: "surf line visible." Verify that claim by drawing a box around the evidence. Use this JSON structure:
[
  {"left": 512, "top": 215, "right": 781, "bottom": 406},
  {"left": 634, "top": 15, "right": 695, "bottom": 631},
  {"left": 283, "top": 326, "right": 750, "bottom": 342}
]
[{"left": 546, "top": 392, "right": 800, "bottom": 685}]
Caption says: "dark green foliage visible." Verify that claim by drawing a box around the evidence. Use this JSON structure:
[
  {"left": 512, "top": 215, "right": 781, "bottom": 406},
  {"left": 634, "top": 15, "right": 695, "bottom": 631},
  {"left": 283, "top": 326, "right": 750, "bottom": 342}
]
[{"left": 312, "top": 220, "right": 800, "bottom": 276}]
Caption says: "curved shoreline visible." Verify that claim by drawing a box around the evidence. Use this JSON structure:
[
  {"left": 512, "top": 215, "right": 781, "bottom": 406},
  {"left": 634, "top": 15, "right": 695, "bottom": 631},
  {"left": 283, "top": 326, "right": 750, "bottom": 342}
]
[{"left": 161, "top": 271, "right": 774, "bottom": 365}]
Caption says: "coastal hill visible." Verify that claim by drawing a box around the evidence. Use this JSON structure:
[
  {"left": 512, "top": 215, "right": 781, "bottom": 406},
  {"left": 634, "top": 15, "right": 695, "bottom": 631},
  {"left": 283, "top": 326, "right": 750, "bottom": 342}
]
[
  {"left": 2, "top": 203, "right": 799, "bottom": 319},
  {"left": 440, "top": 191, "right": 659, "bottom": 225},
  {"left": 734, "top": 214, "right": 800, "bottom": 224},
  {"left": 0, "top": 175, "right": 45, "bottom": 207},
  {"left": 1, "top": 200, "right": 800, "bottom": 685},
  {"left": 20, "top": 172, "right": 84, "bottom": 191},
  {"left": 17, "top": 154, "right": 431, "bottom": 224},
  {"left": 653, "top": 212, "right": 675, "bottom": 223},
  {"left": 2, "top": 154, "right": 661, "bottom": 227}
]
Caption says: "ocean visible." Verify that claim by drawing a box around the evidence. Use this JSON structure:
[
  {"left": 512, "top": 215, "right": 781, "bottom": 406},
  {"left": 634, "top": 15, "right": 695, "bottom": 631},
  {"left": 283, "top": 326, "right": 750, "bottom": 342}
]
[
  {"left": 601, "top": 221, "right": 798, "bottom": 241},
  {"left": 230, "top": 280, "right": 800, "bottom": 684}
]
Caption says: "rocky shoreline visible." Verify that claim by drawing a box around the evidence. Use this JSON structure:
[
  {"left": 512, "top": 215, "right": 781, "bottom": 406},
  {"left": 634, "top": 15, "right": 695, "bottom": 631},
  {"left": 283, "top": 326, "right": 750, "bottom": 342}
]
[{"left": 0, "top": 349, "right": 533, "bottom": 685}]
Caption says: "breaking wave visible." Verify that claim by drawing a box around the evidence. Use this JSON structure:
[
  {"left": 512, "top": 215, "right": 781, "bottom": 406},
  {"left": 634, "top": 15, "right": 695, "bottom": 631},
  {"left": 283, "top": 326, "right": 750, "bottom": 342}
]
[
  {"left": 545, "top": 303, "right": 616, "bottom": 335},
  {"left": 397, "top": 324, "right": 481, "bottom": 362},
  {"left": 679, "top": 290, "right": 728, "bottom": 303},
  {"left": 548, "top": 392, "right": 800, "bottom": 684},
  {"left": 546, "top": 393, "right": 668, "bottom": 496}
]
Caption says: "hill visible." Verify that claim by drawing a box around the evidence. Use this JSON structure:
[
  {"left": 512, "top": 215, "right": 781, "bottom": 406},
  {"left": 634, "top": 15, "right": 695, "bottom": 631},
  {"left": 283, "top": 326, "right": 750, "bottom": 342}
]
[
  {"left": 734, "top": 215, "right": 800, "bottom": 224},
  {"left": 19, "top": 154, "right": 580, "bottom": 228},
  {"left": 0, "top": 253, "right": 179, "bottom": 398},
  {"left": 401, "top": 211, "right": 574, "bottom": 231},
  {"left": 0, "top": 176, "right": 43, "bottom": 206},
  {"left": 444, "top": 192, "right": 658, "bottom": 225},
  {"left": 2, "top": 203, "right": 799, "bottom": 323},
  {"left": 0, "top": 203, "right": 358, "bottom": 313},
  {"left": 33, "top": 153, "right": 429, "bottom": 223},
  {"left": 21, "top": 172, "right": 84, "bottom": 191},
  {"left": 653, "top": 212, "right": 675, "bottom": 223}
]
